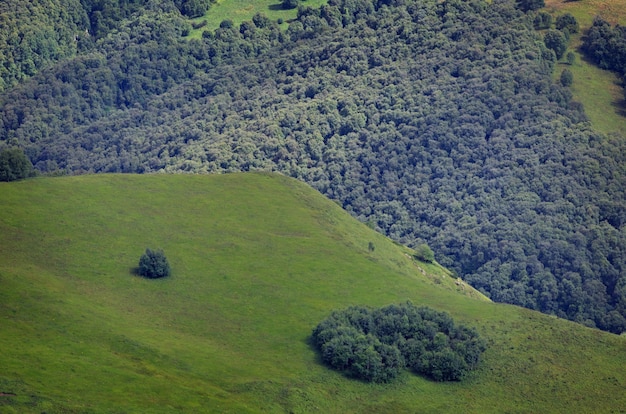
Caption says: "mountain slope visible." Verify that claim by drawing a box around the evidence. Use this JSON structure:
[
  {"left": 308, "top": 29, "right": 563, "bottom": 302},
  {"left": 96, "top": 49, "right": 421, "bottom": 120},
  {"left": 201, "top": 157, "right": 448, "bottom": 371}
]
[
  {"left": 0, "top": 173, "right": 625, "bottom": 413},
  {"left": 2, "top": 0, "right": 625, "bottom": 333}
]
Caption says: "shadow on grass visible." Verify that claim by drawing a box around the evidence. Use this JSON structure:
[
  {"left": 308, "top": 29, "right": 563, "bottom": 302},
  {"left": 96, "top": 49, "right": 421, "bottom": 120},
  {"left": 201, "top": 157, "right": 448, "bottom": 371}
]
[
  {"left": 304, "top": 335, "right": 325, "bottom": 366},
  {"left": 268, "top": 3, "right": 287, "bottom": 11},
  {"left": 574, "top": 48, "right": 626, "bottom": 121},
  {"left": 129, "top": 267, "right": 171, "bottom": 280},
  {"left": 609, "top": 80, "right": 626, "bottom": 117}
]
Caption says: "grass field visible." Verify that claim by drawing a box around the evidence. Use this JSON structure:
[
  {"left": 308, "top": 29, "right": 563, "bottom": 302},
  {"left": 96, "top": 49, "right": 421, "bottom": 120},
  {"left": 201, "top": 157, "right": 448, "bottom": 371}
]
[
  {"left": 188, "top": 0, "right": 329, "bottom": 38},
  {"left": 545, "top": 0, "right": 626, "bottom": 135},
  {"left": 1, "top": 173, "right": 626, "bottom": 412}
]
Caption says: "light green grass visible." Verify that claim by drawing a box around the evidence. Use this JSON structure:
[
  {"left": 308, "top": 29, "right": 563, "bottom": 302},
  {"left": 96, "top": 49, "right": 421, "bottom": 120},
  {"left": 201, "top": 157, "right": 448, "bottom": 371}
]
[
  {"left": 187, "top": 0, "right": 329, "bottom": 38},
  {"left": 545, "top": 0, "right": 626, "bottom": 135},
  {"left": 1, "top": 173, "right": 626, "bottom": 413}
]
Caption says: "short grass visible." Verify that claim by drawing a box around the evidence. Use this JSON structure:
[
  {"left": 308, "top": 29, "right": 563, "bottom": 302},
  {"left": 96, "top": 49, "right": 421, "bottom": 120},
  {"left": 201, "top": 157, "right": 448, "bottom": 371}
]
[
  {"left": 545, "top": 0, "right": 626, "bottom": 135},
  {"left": 1, "top": 173, "right": 626, "bottom": 413},
  {"left": 187, "top": 0, "right": 329, "bottom": 38}
]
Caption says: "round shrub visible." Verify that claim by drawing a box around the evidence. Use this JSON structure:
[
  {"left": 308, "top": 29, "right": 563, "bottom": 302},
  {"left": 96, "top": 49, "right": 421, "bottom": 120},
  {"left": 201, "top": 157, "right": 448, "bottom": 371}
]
[{"left": 138, "top": 248, "right": 171, "bottom": 279}]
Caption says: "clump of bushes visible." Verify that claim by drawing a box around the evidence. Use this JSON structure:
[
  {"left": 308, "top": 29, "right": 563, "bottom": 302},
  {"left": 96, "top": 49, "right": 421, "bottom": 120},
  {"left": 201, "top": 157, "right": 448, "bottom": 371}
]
[
  {"left": 0, "top": 147, "right": 34, "bottom": 182},
  {"left": 138, "top": 248, "right": 171, "bottom": 279},
  {"left": 312, "top": 302, "right": 486, "bottom": 383}
]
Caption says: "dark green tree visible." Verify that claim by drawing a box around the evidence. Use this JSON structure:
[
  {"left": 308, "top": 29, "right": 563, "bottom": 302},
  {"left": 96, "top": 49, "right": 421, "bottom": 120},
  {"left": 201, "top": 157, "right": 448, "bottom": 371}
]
[
  {"left": 533, "top": 12, "right": 552, "bottom": 30},
  {"left": 0, "top": 148, "right": 34, "bottom": 182},
  {"left": 544, "top": 30, "right": 568, "bottom": 59},
  {"left": 424, "top": 349, "right": 467, "bottom": 381},
  {"left": 515, "top": 0, "right": 544, "bottom": 12},
  {"left": 566, "top": 51, "right": 576, "bottom": 65},
  {"left": 179, "top": 0, "right": 211, "bottom": 18},
  {"left": 138, "top": 248, "right": 171, "bottom": 279},
  {"left": 282, "top": 0, "right": 299, "bottom": 10},
  {"left": 560, "top": 68, "right": 573, "bottom": 86},
  {"left": 555, "top": 13, "right": 579, "bottom": 34}
]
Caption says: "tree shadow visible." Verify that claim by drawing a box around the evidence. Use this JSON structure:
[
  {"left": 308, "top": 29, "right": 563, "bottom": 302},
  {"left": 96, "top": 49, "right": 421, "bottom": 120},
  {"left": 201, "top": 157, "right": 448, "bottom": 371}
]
[
  {"left": 303, "top": 335, "right": 325, "bottom": 365},
  {"left": 268, "top": 3, "right": 285, "bottom": 11},
  {"left": 612, "top": 97, "right": 626, "bottom": 118},
  {"left": 574, "top": 46, "right": 626, "bottom": 119}
]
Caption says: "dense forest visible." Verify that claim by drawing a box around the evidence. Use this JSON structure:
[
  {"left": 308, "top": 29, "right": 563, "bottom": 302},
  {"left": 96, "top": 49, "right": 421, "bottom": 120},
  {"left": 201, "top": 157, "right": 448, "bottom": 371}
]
[
  {"left": 0, "top": 0, "right": 87, "bottom": 91},
  {"left": 0, "top": 0, "right": 211, "bottom": 91},
  {"left": 1, "top": 0, "right": 625, "bottom": 333}
]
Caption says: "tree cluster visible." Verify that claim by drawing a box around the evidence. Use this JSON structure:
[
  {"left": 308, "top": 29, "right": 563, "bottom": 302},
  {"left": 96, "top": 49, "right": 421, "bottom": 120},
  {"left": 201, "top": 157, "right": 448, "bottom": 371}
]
[
  {"left": 0, "top": 147, "right": 34, "bottom": 181},
  {"left": 173, "top": 0, "right": 213, "bottom": 18},
  {"left": 312, "top": 302, "right": 486, "bottom": 382},
  {"left": 1, "top": 0, "right": 626, "bottom": 334},
  {"left": 581, "top": 17, "right": 626, "bottom": 100}
]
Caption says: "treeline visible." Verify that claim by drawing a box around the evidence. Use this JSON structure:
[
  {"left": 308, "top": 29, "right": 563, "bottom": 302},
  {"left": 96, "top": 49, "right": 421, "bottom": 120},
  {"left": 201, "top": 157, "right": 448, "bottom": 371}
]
[
  {"left": 312, "top": 303, "right": 486, "bottom": 382},
  {"left": 1, "top": 0, "right": 626, "bottom": 334},
  {"left": 582, "top": 17, "right": 626, "bottom": 100}
]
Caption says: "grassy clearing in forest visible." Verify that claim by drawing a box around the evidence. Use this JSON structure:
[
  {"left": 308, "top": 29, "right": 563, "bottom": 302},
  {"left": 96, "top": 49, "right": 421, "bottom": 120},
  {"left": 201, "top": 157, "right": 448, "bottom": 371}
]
[
  {"left": 187, "top": 0, "right": 329, "bottom": 37},
  {"left": 1, "top": 173, "right": 626, "bottom": 413},
  {"left": 545, "top": 0, "right": 626, "bottom": 135}
]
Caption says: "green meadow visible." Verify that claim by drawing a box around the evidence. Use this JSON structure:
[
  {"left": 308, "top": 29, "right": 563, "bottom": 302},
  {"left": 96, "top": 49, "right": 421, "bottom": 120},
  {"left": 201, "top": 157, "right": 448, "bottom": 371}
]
[
  {"left": 546, "top": 0, "right": 626, "bottom": 135},
  {"left": 1, "top": 173, "right": 626, "bottom": 413},
  {"left": 187, "top": 0, "right": 329, "bottom": 37}
]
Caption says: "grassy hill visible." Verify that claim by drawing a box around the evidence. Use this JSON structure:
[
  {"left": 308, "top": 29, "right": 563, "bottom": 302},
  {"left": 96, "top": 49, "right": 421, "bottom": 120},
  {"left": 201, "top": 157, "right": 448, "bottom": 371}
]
[{"left": 1, "top": 173, "right": 625, "bottom": 413}]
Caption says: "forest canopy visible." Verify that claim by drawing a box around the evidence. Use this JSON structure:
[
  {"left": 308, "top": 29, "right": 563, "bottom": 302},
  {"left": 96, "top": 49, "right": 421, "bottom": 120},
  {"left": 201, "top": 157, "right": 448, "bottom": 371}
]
[{"left": 1, "top": 0, "right": 625, "bottom": 334}]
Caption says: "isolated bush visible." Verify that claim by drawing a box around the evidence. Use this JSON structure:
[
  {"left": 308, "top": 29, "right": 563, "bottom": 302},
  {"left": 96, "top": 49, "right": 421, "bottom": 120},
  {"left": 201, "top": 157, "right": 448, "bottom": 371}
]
[
  {"left": 560, "top": 69, "right": 573, "bottom": 87},
  {"left": 566, "top": 51, "right": 576, "bottom": 65},
  {"left": 138, "top": 248, "right": 171, "bottom": 279},
  {"left": 282, "top": 0, "right": 299, "bottom": 10},
  {"left": 312, "top": 302, "right": 486, "bottom": 382}
]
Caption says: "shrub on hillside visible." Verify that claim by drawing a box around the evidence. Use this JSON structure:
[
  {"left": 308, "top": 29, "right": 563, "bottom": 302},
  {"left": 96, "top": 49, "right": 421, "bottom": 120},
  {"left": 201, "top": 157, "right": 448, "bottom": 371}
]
[
  {"left": 560, "top": 69, "right": 573, "bottom": 87},
  {"left": 544, "top": 30, "right": 568, "bottom": 60},
  {"left": 312, "top": 302, "right": 486, "bottom": 382},
  {"left": 555, "top": 13, "right": 579, "bottom": 35},
  {"left": 138, "top": 248, "right": 171, "bottom": 279},
  {"left": 282, "top": 0, "right": 299, "bottom": 10},
  {"left": 414, "top": 243, "right": 435, "bottom": 263}
]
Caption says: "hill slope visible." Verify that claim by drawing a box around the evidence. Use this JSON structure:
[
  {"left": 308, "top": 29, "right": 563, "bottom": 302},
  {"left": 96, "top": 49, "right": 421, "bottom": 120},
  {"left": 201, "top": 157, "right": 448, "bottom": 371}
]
[
  {"left": 1, "top": 173, "right": 625, "bottom": 413},
  {"left": 2, "top": 0, "right": 625, "bottom": 333}
]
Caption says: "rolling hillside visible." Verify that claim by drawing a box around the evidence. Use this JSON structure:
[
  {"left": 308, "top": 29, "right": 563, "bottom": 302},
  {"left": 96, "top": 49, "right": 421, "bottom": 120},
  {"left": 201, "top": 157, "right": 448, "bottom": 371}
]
[
  {"left": 1, "top": 173, "right": 625, "bottom": 413},
  {"left": 3, "top": 0, "right": 625, "bottom": 334}
]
